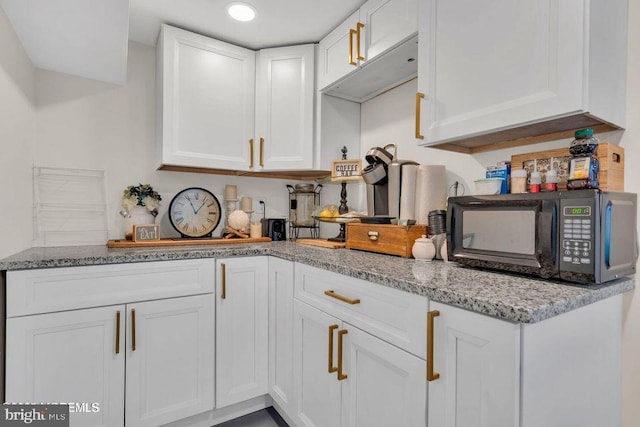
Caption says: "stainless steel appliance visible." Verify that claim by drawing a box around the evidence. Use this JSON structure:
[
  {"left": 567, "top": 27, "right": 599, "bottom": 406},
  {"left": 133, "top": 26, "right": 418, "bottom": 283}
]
[
  {"left": 362, "top": 144, "right": 417, "bottom": 218},
  {"left": 447, "top": 190, "right": 638, "bottom": 284}
]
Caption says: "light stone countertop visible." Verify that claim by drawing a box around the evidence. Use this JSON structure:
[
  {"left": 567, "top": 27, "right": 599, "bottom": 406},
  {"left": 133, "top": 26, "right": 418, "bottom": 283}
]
[{"left": 0, "top": 241, "right": 634, "bottom": 323}]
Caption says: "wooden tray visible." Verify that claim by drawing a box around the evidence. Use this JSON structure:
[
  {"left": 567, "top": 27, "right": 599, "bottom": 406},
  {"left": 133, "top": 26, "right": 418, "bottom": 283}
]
[
  {"left": 296, "top": 239, "right": 346, "bottom": 249},
  {"left": 107, "top": 237, "right": 272, "bottom": 248}
]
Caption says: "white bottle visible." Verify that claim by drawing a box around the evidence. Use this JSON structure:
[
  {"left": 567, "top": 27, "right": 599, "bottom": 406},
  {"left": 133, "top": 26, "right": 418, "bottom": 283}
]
[{"left": 412, "top": 235, "right": 436, "bottom": 261}]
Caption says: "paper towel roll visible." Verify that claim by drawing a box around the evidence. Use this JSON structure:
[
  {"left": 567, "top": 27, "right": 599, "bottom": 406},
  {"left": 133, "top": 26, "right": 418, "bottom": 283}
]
[
  {"left": 414, "top": 165, "right": 447, "bottom": 225},
  {"left": 400, "top": 164, "right": 418, "bottom": 220}
]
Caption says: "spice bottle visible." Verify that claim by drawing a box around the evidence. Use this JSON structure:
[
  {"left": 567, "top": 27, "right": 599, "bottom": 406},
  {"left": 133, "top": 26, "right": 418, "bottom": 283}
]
[
  {"left": 510, "top": 169, "right": 527, "bottom": 193},
  {"left": 545, "top": 160, "right": 558, "bottom": 192}
]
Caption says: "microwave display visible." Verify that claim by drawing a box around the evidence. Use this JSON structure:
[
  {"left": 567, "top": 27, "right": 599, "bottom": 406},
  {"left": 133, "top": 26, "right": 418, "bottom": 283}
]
[
  {"left": 461, "top": 210, "right": 536, "bottom": 255},
  {"left": 564, "top": 206, "right": 591, "bottom": 216}
]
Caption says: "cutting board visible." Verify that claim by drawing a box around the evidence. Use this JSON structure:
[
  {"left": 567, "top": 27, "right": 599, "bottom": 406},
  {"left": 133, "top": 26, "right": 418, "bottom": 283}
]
[
  {"left": 296, "top": 239, "right": 346, "bottom": 249},
  {"left": 107, "top": 237, "right": 271, "bottom": 248}
]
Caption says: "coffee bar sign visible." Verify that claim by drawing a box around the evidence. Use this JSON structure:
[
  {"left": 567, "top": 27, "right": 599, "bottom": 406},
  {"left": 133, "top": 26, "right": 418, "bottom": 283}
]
[{"left": 331, "top": 159, "right": 362, "bottom": 181}]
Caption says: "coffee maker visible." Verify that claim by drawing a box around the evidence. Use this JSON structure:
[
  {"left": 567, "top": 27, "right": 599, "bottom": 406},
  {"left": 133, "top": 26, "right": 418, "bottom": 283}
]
[{"left": 362, "top": 144, "right": 418, "bottom": 217}]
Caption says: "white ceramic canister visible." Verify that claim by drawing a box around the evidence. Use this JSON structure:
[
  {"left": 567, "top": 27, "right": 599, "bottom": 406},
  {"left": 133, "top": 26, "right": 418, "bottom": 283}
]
[{"left": 412, "top": 235, "right": 436, "bottom": 261}]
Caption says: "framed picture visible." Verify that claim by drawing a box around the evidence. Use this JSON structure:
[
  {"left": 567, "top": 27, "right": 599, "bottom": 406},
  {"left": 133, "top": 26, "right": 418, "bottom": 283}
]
[{"left": 331, "top": 159, "right": 362, "bottom": 181}]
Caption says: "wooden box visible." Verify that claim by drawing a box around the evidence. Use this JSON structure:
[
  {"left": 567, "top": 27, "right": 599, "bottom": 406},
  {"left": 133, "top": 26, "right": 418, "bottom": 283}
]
[
  {"left": 346, "top": 223, "right": 428, "bottom": 258},
  {"left": 510, "top": 143, "right": 624, "bottom": 191}
]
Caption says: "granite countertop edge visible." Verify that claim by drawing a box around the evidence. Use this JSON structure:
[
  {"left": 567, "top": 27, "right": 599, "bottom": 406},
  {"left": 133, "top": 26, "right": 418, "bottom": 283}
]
[{"left": 0, "top": 243, "right": 635, "bottom": 324}]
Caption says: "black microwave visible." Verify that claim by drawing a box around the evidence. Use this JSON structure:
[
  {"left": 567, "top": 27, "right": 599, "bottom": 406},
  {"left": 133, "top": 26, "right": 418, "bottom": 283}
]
[{"left": 447, "top": 190, "right": 638, "bottom": 284}]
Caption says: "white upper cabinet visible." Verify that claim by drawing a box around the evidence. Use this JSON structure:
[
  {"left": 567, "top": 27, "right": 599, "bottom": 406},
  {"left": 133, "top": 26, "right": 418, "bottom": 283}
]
[
  {"left": 318, "top": 0, "right": 418, "bottom": 95},
  {"left": 157, "top": 25, "right": 317, "bottom": 172},
  {"left": 416, "top": 0, "right": 628, "bottom": 152},
  {"left": 255, "top": 45, "right": 315, "bottom": 170},
  {"left": 157, "top": 25, "right": 255, "bottom": 171}
]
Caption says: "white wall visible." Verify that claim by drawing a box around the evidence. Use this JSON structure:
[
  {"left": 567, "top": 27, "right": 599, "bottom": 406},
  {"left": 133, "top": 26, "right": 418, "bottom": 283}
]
[
  {"left": 0, "top": 6, "right": 35, "bottom": 258},
  {"left": 35, "top": 41, "right": 338, "bottom": 240}
]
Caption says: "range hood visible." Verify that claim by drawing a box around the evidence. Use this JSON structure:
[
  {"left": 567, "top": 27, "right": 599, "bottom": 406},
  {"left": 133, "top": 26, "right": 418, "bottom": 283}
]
[{"left": 322, "top": 35, "right": 418, "bottom": 103}]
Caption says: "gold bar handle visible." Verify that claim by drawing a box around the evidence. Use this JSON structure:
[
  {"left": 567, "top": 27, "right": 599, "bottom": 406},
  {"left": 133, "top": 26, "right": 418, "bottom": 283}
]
[
  {"left": 115, "top": 310, "right": 121, "bottom": 354},
  {"left": 131, "top": 309, "right": 136, "bottom": 352},
  {"left": 324, "top": 290, "right": 360, "bottom": 305},
  {"left": 249, "top": 139, "right": 254, "bottom": 168},
  {"left": 427, "top": 310, "right": 440, "bottom": 381},
  {"left": 416, "top": 92, "right": 425, "bottom": 139},
  {"left": 221, "top": 263, "right": 227, "bottom": 299},
  {"left": 259, "top": 137, "right": 264, "bottom": 167},
  {"left": 349, "top": 29, "right": 357, "bottom": 66},
  {"left": 356, "top": 22, "right": 365, "bottom": 61},
  {"left": 337, "top": 329, "right": 348, "bottom": 380},
  {"left": 328, "top": 324, "right": 339, "bottom": 373}
]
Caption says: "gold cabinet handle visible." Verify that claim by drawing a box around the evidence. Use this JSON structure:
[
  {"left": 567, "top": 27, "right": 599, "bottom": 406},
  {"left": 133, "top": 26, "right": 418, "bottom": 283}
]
[
  {"left": 368, "top": 231, "right": 379, "bottom": 241},
  {"left": 259, "top": 137, "right": 264, "bottom": 167},
  {"left": 324, "top": 290, "right": 361, "bottom": 305},
  {"left": 131, "top": 308, "right": 136, "bottom": 352},
  {"left": 427, "top": 310, "right": 440, "bottom": 381},
  {"left": 415, "top": 92, "right": 425, "bottom": 139},
  {"left": 115, "top": 310, "right": 121, "bottom": 354},
  {"left": 356, "top": 22, "right": 365, "bottom": 61},
  {"left": 349, "top": 28, "right": 357, "bottom": 66},
  {"left": 221, "top": 263, "right": 227, "bottom": 299},
  {"left": 249, "top": 139, "right": 254, "bottom": 168},
  {"left": 328, "top": 324, "right": 339, "bottom": 373},
  {"left": 337, "top": 329, "right": 348, "bottom": 380}
]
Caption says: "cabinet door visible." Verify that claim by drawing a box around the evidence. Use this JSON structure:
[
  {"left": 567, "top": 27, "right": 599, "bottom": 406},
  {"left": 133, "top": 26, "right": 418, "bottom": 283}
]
[
  {"left": 6, "top": 305, "right": 125, "bottom": 427},
  {"left": 255, "top": 45, "right": 314, "bottom": 170},
  {"left": 159, "top": 25, "right": 255, "bottom": 170},
  {"left": 428, "top": 302, "right": 520, "bottom": 427},
  {"left": 318, "top": 11, "right": 360, "bottom": 90},
  {"left": 125, "top": 295, "right": 215, "bottom": 427},
  {"left": 293, "top": 300, "right": 343, "bottom": 427},
  {"left": 268, "top": 257, "right": 295, "bottom": 413},
  {"left": 418, "top": 0, "right": 585, "bottom": 145},
  {"left": 341, "top": 324, "right": 426, "bottom": 427},
  {"left": 215, "top": 257, "right": 269, "bottom": 408},
  {"left": 360, "top": 0, "right": 417, "bottom": 61}
]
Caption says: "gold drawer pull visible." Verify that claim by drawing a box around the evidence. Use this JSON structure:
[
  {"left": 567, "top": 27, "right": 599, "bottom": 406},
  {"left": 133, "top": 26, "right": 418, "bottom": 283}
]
[
  {"left": 131, "top": 308, "right": 136, "bottom": 352},
  {"left": 259, "top": 137, "right": 264, "bottom": 167},
  {"left": 249, "top": 139, "right": 254, "bottom": 168},
  {"left": 324, "top": 290, "right": 360, "bottom": 305},
  {"left": 328, "top": 324, "right": 339, "bottom": 373},
  {"left": 356, "top": 22, "right": 365, "bottom": 61},
  {"left": 221, "top": 263, "right": 227, "bottom": 299},
  {"left": 368, "top": 231, "right": 379, "bottom": 241},
  {"left": 427, "top": 310, "right": 440, "bottom": 381},
  {"left": 349, "top": 28, "right": 357, "bottom": 66},
  {"left": 115, "top": 310, "right": 121, "bottom": 354},
  {"left": 337, "top": 329, "right": 348, "bottom": 380},
  {"left": 415, "top": 92, "right": 425, "bottom": 139}
]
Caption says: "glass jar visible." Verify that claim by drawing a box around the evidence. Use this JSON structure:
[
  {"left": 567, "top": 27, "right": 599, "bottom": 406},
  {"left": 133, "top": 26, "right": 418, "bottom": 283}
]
[
  {"left": 510, "top": 169, "right": 528, "bottom": 193},
  {"left": 288, "top": 184, "right": 320, "bottom": 227}
]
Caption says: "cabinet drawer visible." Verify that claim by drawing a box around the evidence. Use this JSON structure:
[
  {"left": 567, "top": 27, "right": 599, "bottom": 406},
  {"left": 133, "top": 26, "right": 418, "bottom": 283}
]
[
  {"left": 294, "top": 263, "right": 428, "bottom": 358},
  {"left": 7, "top": 259, "right": 215, "bottom": 317}
]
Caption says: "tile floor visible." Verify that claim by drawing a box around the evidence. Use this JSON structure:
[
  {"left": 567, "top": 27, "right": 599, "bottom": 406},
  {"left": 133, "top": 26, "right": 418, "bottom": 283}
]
[{"left": 217, "top": 408, "right": 289, "bottom": 427}]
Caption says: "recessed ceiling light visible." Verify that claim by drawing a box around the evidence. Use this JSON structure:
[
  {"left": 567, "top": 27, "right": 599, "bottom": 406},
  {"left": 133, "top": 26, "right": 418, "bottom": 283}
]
[{"left": 227, "top": 3, "right": 256, "bottom": 22}]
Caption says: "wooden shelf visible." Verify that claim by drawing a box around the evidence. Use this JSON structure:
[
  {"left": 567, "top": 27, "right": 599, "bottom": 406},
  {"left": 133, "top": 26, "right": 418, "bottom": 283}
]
[
  {"left": 158, "top": 165, "right": 331, "bottom": 181},
  {"left": 107, "top": 237, "right": 271, "bottom": 248}
]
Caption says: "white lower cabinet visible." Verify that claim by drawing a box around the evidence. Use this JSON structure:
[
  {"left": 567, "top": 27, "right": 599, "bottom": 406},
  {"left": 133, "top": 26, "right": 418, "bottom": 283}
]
[
  {"left": 292, "top": 299, "right": 426, "bottom": 427},
  {"left": 125, "top": 296, "right": 215, "bottom": 427},
  {"left": 268, "top": 257, "right": 296, "bottom": 414},
  {"left": 428, "top": 301, "right": 521, "bottom": 427},
  {"left": 215, "top": 257, "right": 269, "bottom": 408},
  {"left": 6, "top": 305, "right": 126, "bottom": 427},
  {"left": 6, "top": 294, "right": 215, "bottom": 427}
]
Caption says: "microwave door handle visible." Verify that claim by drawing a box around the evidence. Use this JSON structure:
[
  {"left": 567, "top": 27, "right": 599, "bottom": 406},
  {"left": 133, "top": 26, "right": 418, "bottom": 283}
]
[
  {"left": 551, "top": 204, "right": 558, "bottom": 264},
  {"left": 605, "top": 202, "right": 612, "bottom": 268}
]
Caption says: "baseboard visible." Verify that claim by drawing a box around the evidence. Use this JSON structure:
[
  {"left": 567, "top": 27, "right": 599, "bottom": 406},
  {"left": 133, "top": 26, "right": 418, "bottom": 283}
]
[
  {"left": 163, "top": 395, "right": 273, "bottom": 427},
  {"left": 271, "top": 401, "right": 299, "bottom": 427}
]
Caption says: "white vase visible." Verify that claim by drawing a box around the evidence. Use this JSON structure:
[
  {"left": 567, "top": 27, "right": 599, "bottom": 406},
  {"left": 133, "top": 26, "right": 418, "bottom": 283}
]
[{"left": 124, "top": 205, "right": 155, "bottom": 239}]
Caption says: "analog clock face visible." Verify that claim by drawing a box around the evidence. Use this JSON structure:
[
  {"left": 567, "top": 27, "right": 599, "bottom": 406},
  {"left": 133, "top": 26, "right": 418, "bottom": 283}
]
[{"left": 169, "top": 188, "right": 221, "bottom": 238}]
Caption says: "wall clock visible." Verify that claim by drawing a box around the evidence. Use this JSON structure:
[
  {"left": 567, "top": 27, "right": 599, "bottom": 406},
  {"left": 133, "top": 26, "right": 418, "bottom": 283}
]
[{"left": 168, "top": 187, "right": 221, "bottom": 238}]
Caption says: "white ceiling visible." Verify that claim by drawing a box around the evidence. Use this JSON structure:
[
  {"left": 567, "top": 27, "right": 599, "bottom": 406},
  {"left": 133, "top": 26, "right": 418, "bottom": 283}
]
[
  {"left": 0, "top": 0, "right": 129, "bottom": 84},
  {"left": 129, "top": 0, "right": 367, "bottom": 49}
]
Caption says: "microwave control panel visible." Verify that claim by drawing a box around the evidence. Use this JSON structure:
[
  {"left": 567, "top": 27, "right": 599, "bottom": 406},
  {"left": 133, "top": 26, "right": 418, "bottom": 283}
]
[{"left": 560, "top": 198, "right": 595, "bottom": 274}]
